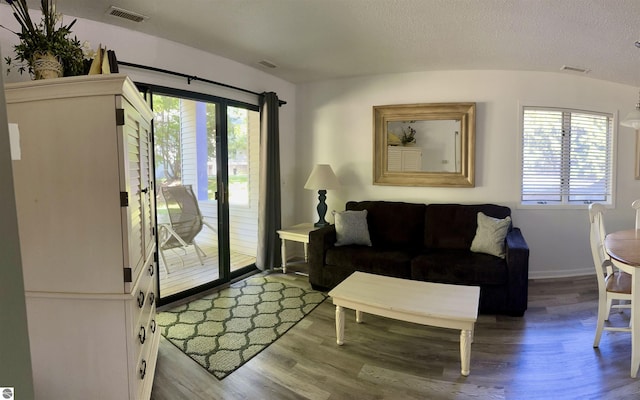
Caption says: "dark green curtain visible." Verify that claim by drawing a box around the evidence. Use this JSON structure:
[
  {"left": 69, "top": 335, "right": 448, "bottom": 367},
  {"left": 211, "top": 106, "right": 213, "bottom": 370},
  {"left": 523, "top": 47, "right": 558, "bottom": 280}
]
[{"left": 256, "top": 92, "right": 282, "bottom": 270}]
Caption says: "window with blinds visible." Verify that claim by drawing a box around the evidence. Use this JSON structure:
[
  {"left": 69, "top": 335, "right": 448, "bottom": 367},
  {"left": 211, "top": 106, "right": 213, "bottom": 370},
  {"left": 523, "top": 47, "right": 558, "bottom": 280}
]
[{"left": 521, "top": 107, "right": 614, "bottom": 205}]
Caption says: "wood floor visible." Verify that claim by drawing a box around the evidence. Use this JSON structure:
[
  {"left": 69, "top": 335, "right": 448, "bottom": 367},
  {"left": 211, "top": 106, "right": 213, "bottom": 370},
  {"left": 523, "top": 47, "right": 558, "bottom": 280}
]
[
  {"left": 151, "top": 270, "right": 640, "bottom": 399},
  {"left": 159, "top": 241, "right": 256, "bottom": 298}
]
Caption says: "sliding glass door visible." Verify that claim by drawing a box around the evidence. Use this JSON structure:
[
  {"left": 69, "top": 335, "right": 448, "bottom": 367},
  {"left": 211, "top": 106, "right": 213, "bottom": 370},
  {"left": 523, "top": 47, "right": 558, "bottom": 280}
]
[
  {"left": 226, "top": 105, "right": 261, "bottom": 274},
  {"left": 142, "top": 85, "right": 259, "bottom": 304}
]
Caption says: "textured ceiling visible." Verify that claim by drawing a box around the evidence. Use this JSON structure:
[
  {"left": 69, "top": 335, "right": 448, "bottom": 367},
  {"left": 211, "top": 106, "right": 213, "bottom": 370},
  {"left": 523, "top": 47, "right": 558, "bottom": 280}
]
[{"left": 44, "top": 0, "right": 640, "bottom": 85}]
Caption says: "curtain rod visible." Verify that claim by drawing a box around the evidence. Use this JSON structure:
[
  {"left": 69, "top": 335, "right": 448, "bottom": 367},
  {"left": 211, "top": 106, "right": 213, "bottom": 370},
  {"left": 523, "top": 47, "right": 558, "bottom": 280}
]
[{"left": 117, "top": 60, "right": 286, "bottom": 106}]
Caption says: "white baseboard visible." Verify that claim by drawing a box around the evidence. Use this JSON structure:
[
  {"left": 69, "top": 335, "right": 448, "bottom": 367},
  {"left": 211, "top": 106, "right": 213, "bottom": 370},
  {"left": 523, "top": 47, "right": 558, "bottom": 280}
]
[{"left": 528, "top": 268, "right": 594, "bottom": 280}]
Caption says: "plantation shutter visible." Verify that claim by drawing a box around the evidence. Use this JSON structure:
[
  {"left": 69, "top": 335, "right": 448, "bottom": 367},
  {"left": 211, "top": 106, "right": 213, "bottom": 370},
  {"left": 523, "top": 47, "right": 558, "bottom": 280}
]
[{"left": 521, "top": 107, "right": 613, "bottom": 204}]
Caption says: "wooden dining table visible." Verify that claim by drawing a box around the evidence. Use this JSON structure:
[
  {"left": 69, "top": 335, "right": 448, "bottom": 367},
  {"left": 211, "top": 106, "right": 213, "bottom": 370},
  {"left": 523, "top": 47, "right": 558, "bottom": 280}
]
[{"left": 605, "top": 229, "right": 640, "bottom": 378}]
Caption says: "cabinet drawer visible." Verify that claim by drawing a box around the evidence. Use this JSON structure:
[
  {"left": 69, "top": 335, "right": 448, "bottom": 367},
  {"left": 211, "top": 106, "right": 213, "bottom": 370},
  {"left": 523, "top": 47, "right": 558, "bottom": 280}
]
[
  {"left": 129, "top": 275, "right": 155, "bottom": 339},
  {"left": 129, "top": 261, "right": 155, "bottom": 328},
  {"left": 132, "top": 296, "right": 158, "bottom": 357},
  {"left": 131, "top": 299, "right": 157, "bottom": 368},
  {"left": 133, "top": 309, "right": 159, "bottom": 400}
]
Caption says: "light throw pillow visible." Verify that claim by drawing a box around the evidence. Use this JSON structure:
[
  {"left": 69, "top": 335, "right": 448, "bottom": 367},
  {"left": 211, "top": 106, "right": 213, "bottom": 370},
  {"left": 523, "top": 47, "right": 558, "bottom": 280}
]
[
  {"left": 470, "top": 212, "right": 511, "bottom": 258},
  {"left": 333, "top": 210, "right": 372, "bottom": 247}
]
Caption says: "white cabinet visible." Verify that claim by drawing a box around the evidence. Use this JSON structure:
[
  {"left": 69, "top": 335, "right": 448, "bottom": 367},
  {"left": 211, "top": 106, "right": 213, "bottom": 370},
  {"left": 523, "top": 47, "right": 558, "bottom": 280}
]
[
  {"left": 387, "top": 145, "right": 423, "bottom": 171},
  {"left": 6, "top": 75, "right": 159, "bottom": 400}
]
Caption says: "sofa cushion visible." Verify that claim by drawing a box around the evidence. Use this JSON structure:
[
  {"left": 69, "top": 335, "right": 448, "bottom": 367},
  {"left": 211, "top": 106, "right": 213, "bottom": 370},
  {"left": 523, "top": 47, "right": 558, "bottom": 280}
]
[
  {"left": 424, "top": 204, "right": 511, "bottom": 250},
  {"left": 410, "top": 250, "right": 508, "bottom": 286},
  {"left": 325, "top": 246, "right": 412, "bottom": 278},
  {"left": 346, "top": 201, "right": 426, "bottom": 250},
  {"left": 333, "top": 210, "right": 372, "bottom": 246},
  {"left": 470, "top": 212, "right": 511, "bottom": 258}
]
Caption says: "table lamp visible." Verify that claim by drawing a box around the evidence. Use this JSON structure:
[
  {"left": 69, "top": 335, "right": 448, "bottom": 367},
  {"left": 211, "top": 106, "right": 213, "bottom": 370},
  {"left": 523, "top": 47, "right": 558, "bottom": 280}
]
[{"left": 304, "top": 164, "right": 341, "bottom": 227}]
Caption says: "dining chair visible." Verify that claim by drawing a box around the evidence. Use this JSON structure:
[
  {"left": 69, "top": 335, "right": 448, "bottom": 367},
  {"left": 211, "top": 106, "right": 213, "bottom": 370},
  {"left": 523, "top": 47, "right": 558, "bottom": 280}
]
[
  {"left": 633, "top": 199, "right": 640, "bottom": 231},
  {"left": 589, "top": 203, "right": 633, "bottom": 347}
]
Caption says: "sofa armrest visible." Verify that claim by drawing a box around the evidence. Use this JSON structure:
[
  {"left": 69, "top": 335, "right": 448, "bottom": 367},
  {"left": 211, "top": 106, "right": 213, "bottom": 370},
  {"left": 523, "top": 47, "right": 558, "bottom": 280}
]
[
  {"left": 504, "top": 227, "right": 530, "bottom": 316},
  {"left": 308, "top": 225, "right": 337, "bottom": 289}
]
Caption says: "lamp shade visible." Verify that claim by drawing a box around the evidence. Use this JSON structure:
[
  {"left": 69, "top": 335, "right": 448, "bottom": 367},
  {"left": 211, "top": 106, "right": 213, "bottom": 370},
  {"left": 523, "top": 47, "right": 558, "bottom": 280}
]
[
  {"left": 621, "top": 106, "right": 640, "bottom": 129},
  {"left": 304, "top": 164, "right": 340, "bottom": 190}
]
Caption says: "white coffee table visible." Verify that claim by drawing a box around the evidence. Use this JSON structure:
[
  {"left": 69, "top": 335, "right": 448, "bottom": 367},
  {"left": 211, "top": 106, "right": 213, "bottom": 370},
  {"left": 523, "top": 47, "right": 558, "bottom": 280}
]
[{"left": 328, "top": 271, "right": 480, "bottom": 376}]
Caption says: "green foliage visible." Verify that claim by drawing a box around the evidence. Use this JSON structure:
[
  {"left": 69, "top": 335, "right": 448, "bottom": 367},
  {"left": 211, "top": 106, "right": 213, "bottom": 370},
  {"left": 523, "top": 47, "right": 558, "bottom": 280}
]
[
  {"left": 153, "top": 94, "right": 182, "bottom": 183},
  {"left": 228, "top": 106, "right": 249, "bottom": 158},
  {"left": 207, "top": 175, "right": 248, "bottom": 199},
  {"left": 2, "top": 0, "right": 86, "bottom": 77}
]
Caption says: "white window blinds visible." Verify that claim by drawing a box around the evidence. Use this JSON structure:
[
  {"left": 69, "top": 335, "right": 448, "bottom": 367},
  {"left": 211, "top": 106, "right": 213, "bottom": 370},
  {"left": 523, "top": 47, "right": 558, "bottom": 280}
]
[{"left": 521, "top": 107, "right": 613, "bottom": 205}]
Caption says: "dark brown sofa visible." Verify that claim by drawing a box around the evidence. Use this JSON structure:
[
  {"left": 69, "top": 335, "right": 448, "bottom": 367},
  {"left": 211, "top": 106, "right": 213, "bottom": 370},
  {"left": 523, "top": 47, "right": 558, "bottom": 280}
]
[{"left": 308, "top": 201, "right": 529, "bottom": 316}]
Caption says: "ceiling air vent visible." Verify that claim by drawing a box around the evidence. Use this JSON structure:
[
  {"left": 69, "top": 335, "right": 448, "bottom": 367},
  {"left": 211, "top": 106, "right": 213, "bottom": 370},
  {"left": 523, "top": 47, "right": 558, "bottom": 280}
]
[
  {"left": 107, "top": 6, "right": 147, "bottom": 23},
  {"left": 561, "top": 65, "right": 590, "bottom": 74},
  {"left": 258, "top": 60, "right": 278, "bottom": 69}
]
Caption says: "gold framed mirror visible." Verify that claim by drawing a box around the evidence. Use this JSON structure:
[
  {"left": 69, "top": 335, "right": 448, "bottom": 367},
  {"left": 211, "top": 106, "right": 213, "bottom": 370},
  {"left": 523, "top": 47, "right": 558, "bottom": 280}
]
[{"left": 373, "top": 102, "right": 476, "bottom": 187}]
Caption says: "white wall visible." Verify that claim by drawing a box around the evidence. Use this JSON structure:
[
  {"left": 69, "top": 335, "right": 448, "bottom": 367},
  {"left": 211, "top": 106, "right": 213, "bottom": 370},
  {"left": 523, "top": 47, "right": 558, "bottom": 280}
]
[
  {"left": 296, "top": 70, "right": 640, "bottom": 278},
  {"left": 3, "top": 7, "right": 640, "bottom": 279},
  {"left": 0, "top": 8, "right": 298, "bottom": 227}
]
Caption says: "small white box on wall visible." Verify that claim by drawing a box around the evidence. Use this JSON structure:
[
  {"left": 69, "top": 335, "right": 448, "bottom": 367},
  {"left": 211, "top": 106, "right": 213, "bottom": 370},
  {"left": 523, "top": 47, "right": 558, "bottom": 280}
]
[{"left": 8, "top": 123, "right": 20, "bottom": 160}]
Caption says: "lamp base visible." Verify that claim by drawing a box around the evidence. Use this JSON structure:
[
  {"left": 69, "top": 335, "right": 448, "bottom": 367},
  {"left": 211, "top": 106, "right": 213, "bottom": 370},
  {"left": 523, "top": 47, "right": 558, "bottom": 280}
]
[{"left": 314, "top": 189, "right": 329, "bottom": 228}]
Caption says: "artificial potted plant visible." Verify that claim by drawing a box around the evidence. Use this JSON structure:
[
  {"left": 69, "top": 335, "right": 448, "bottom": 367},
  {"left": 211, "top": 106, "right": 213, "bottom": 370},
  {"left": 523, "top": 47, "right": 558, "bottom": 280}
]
[
  {"left": 2, "top": 0, "right": 86, "bottom": 79},
  {"left": 401, "top": 125, "right": 416, "bottom": 146}
]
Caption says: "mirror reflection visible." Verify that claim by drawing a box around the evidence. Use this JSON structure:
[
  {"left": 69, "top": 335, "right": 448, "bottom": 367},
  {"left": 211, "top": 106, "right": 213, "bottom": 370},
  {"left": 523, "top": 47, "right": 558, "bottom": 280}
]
[
  {"left": 386, "top": 120, "right": 461, "bottom": 173},
  {"left": 373, "top": 102, "right": 475, "bottom": 187}
]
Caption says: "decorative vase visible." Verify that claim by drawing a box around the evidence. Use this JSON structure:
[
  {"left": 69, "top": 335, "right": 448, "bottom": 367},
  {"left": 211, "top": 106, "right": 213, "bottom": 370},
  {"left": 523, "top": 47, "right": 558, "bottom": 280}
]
[{"left": 32, "top": 52, "right": 63, "bottom": 80}]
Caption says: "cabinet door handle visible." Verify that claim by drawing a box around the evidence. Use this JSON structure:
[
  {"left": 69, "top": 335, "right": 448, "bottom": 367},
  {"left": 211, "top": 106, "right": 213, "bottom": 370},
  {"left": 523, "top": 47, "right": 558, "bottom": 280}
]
[
  {"left": 138, "top": 326, "right": 146, "bottom": 344},
  {"left": 148, "top": 264, "right": 154, "bottom": 276},
  {"left": 149, "top": 292, "right": 155, "bottom": 305},
  {"left": 139, "top": 359, "right": 147, "bottom": 380},
  {"left": 137, "top": 291, "right": 145, "bottom": 308},
  {"left": 141, "top": 187, "right": 149, "bottom": 194},
  {"left": 150, "top": 319, "right": 156, "bottom": 333}
]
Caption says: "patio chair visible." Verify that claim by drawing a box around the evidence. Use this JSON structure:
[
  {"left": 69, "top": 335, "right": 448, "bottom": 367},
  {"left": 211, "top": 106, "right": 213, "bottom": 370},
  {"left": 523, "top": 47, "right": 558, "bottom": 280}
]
[
  {"left": 589, "top": 203, "right": 632, "bottom": 347},
  {"left": 159, "top": 184, "right": 216, "bottom": 274}
]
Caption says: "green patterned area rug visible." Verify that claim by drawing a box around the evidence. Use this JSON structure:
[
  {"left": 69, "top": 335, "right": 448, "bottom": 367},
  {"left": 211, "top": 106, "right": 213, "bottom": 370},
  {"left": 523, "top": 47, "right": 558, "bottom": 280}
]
[{"left": 156, "top": 273, "right": 327, "bottom": 379}]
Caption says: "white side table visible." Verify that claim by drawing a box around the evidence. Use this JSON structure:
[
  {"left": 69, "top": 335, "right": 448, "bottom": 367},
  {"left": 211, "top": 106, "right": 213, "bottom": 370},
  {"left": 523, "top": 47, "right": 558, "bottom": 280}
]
[{"left": 276, "top": 223, "right": 319, "bottom": 273}]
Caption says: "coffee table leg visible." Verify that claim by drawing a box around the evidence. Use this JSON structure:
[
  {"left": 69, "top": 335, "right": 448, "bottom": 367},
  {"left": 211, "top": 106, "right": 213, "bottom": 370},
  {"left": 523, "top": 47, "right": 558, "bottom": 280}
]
[
  {"left": 460, "top": 329, "right": 472, "bottom": 376},
  {"left": 336, "top": 306, "right": 345, "bottom": 345},
  {"left": 356, "top": 310, "right": 363, "bottom": 323}
]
